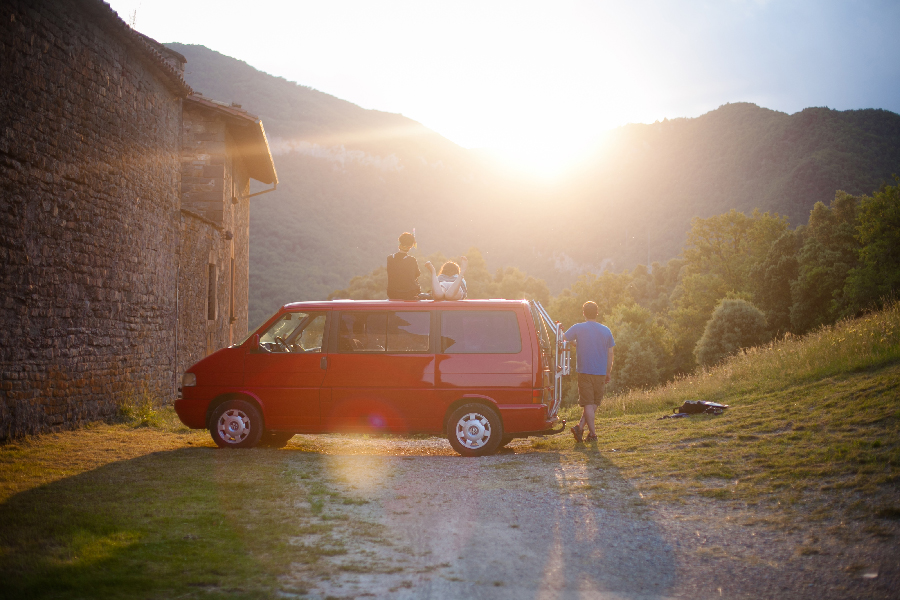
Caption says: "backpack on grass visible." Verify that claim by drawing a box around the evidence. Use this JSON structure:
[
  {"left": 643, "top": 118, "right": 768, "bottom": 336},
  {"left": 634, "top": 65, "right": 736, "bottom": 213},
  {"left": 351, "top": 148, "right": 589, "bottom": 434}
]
[{"left": 674, "top": 400, "right": 729, "bottom": 415}]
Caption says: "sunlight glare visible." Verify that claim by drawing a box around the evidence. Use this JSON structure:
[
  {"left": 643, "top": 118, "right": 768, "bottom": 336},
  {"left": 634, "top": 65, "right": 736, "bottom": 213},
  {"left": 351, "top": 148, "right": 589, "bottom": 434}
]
[{"left": 483, "top": 133, "right": 599, "bottom": 181}]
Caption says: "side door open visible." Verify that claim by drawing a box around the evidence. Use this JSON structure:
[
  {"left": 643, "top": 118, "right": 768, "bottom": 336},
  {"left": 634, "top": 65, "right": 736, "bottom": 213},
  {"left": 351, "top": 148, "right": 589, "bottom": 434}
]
[{"left": 529, "top": 300, "right": 570, "bottom": 420}]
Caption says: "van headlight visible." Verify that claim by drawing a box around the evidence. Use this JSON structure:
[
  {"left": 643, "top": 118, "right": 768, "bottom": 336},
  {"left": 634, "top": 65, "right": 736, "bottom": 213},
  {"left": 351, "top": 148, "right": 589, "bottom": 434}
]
[{"left": 182, "top": 372, "right": 197, "bottom": 387}]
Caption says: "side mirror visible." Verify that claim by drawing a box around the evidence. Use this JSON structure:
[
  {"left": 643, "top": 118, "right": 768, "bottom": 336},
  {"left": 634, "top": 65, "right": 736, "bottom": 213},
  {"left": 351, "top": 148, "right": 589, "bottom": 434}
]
[{"left": 249, "top": 334, "right": 260, "bottom": 351}]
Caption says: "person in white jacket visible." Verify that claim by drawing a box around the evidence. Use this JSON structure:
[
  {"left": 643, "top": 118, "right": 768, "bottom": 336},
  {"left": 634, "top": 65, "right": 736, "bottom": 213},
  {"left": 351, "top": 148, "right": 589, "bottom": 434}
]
[{"left": 424, "top": 257, "right": 468, "bottom": 300}]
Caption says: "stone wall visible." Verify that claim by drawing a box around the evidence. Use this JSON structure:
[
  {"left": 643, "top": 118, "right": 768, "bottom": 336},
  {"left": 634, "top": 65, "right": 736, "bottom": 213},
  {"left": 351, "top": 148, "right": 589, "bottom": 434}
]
[
  {"left": 176, "top": 107, "right": 251, "bottom": 381},
  {"left": 0, "top": 0, "right": 186, "bottom": 437}
]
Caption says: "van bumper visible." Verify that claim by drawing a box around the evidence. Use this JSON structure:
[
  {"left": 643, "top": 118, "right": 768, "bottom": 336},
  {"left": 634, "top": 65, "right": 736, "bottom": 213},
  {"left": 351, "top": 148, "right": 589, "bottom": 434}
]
[
  {"left": 174, "top": 391, "right": 210, "bottom": 429},
  {"left": 507, "top": 418, "right": 567, "bottom": 439}
]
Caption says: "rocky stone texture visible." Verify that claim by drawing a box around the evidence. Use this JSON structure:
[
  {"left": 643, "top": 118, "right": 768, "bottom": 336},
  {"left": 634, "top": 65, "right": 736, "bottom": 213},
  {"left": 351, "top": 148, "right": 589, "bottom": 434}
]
[
  {"left": 177, "top": 104, "right": 251, "bottom": 377},
  {"left": 0, "top": 0, "right": 252, "bottom": 439}
]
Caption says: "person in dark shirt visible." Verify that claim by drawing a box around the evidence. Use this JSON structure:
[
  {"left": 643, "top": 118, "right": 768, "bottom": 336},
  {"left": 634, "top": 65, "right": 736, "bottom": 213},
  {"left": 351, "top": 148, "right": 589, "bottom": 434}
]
[{"left": 386, "top": 232, "right": 421, "bottom": 300}]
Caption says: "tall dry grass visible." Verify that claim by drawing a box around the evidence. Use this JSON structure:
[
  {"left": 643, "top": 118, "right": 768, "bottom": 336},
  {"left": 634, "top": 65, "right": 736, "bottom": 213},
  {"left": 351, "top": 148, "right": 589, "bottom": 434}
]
[
  {"left": 594, "top": 301, "right": 900, "bottom": 417},
  {"left": 115, "top": 379, "right": 163, "bottom": 427}
]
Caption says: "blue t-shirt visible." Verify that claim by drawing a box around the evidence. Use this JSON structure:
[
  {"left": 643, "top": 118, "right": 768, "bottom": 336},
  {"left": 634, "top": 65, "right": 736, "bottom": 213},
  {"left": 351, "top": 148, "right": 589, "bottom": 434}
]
[{"left": 563, "top": 321, "right": 615, "bottom": 376}]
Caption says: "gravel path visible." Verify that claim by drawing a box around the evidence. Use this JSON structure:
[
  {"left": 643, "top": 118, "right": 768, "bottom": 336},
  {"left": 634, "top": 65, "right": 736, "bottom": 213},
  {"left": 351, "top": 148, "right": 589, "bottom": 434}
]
[{"left": 280, "top": 437, "right": 899, "bottom": 599}]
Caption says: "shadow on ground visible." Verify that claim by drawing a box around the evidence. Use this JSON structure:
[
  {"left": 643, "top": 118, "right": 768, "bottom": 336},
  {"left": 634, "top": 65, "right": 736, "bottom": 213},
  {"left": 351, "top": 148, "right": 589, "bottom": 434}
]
[{"left": 0, "top": 437, "right": 677, "bottom": 599}]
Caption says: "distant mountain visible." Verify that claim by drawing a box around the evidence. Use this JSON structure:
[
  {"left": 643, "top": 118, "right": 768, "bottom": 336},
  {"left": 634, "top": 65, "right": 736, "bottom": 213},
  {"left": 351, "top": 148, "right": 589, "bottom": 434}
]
[
  {"left": 167, "top": 44, "right": 900, "bottom": 327},
  {"left": 559, "top": 103, "right": 900, "bottom": 271}
]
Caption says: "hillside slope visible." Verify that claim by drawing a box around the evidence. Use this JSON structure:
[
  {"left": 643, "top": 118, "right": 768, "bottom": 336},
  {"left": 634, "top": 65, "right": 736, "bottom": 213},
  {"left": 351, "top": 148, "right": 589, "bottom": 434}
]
[
  {"left": 547, "top": 302, "right": 900, "bottom": 529},
  {"left": 167, "top": 44, "right": 900, "bottom": 325},
  {"left": 560, "top": 103, "right": 900, "bottom": 270}
]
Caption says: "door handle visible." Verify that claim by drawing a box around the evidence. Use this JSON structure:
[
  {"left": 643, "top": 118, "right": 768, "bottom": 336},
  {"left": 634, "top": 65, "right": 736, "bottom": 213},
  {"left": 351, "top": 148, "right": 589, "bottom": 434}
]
[{"left": 320, "top": 356, "right": 328, "bottom": 370}]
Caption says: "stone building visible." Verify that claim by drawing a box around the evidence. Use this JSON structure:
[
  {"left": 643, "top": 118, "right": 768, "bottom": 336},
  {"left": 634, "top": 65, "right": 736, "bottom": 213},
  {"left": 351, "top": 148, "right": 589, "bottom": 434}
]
[
  {"left": 177, "top": 94, "right": 277, "bottom": 377},
  {"left": 0, "top": 0, "right": 277, "bottom": 438}
]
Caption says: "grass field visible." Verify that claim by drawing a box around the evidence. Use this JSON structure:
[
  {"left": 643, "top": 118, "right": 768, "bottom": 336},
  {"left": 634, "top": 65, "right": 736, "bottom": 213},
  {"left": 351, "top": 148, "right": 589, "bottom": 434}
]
[
  {"left": 548, "top": 302, "right": 900, "bottom": 524},
  {"left": 0, "top": 303, "right": 897, "bottom": 598}
]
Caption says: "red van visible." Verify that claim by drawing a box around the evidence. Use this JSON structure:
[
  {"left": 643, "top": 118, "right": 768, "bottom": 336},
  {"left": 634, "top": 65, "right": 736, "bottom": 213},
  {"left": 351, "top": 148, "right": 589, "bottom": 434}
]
[{"left": 175, "top": 299, "right": 569, "bottom": 456}]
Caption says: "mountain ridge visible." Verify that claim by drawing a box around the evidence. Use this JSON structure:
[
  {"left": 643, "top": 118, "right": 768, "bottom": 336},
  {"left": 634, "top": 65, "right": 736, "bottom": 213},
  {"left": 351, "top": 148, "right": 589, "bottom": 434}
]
[{"left": 165, "top": 44, "right": 900, "bottom": 326}]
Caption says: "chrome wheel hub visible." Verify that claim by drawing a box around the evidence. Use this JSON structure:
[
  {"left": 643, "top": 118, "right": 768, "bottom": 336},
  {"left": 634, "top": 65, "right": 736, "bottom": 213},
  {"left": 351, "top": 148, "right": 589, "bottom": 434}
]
[
  {"left": 218, "top": 409, "right": 251, "bottom": 444},
  {"left": 455, "top": 412, "right": 491, "bottom": 449}
]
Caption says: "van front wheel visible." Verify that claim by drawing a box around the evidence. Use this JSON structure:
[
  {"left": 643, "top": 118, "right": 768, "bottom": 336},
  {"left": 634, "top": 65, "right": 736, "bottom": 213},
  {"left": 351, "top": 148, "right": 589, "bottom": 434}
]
[
  {"left": 447, "top": 404, "right": 503, "bottom": 457},
  {"left": 210, "top": 399, "right": 264, "bottom": 449}
]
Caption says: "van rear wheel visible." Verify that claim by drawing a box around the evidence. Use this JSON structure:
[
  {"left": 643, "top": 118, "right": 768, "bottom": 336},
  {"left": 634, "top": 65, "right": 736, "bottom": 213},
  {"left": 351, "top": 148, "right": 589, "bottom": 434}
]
[
  {"left": 447, "top": 403, "right": 503, "bottom": 457},
  {"left": 210, "top": 399, "right": 264, "bottom": 449}
]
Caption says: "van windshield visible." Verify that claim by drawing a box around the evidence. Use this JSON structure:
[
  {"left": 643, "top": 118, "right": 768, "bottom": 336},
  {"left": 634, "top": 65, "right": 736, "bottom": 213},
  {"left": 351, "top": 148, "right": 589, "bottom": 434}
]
[{"left": 259, "top": 312, "right": 326, "bottom": 353}]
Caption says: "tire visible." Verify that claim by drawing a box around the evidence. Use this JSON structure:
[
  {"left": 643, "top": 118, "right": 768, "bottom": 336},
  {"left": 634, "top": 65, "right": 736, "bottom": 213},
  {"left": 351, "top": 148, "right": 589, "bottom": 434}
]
[
  {"left": 447, "top": 403, "right": 503, "bottom": 457},
  {"left": 258, "top": 430, "right": 294, "bottom": 449},
  {"left": 209, "top": 399, "right": 264, "bottom": 449}
]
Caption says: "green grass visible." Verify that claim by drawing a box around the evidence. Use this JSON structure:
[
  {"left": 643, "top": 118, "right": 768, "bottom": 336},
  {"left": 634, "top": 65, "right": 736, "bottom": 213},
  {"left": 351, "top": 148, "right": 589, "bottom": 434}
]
[
  {"left": 548, "top": 302, "right": 900, "bottom": 522},
  {"left": 0, "top": 425, "right": 378, "bottom": 599}
]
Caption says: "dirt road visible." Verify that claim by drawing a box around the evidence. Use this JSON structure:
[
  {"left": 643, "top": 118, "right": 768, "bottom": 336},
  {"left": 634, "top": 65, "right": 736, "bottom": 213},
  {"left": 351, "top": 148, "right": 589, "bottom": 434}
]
[{"left": 279, "top": 437, "right": 898, "bottom": 599}]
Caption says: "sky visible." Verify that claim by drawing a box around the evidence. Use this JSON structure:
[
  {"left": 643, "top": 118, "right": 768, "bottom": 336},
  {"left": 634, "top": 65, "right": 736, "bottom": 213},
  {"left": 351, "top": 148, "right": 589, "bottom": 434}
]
[{"left": 107, "top": 0, "right": 900, "bottom": 176}]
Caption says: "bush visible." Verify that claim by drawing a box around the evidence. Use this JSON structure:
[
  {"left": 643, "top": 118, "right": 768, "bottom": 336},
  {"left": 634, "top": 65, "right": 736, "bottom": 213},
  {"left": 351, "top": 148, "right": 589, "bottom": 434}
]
[
  {"left": 695, "top": 299, "right": 768, "bottom": 367},
  {"left": 607, "top": 304, "right": 670, "bottom": 392},
  {"left": 610, "top": 323, "right": 661, "bottom": 392},
  {"left": 116, "top": 381, "right": 162, "bottom": 428}
]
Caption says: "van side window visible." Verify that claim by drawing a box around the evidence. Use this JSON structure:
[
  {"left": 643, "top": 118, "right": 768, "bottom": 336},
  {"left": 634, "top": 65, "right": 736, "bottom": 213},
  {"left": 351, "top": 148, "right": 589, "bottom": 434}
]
[
  {"left": 387, "top": 312, "right": 430, "bottom": 352},
  {"left": 441, "top": 310, "right": 522, "bottom": 354},
  {"left": 338, "top": 312, "right": 430, "bottom": 353}
]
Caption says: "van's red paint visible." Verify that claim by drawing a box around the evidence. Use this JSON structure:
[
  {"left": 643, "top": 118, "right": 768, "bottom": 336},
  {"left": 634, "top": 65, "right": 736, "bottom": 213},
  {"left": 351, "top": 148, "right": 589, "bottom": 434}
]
[{"left": 174, "top": 300, "right": 556, "bottom": 438}]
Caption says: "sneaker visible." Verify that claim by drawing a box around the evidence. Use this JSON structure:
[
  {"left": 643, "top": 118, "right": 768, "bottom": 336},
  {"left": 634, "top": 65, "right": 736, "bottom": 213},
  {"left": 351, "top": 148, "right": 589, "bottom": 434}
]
[
  {"left": 585, "top": 433, "right": 597, "bottom": 442},
  {"left": 570, "top": 425, "right": 583, "bottom": 443}
]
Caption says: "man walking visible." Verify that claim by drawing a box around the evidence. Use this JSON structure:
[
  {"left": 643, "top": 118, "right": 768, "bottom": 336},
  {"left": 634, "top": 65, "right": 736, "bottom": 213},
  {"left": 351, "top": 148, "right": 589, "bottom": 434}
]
[{"left": 563, "top": 301, "right": 615, "bottom": 442}]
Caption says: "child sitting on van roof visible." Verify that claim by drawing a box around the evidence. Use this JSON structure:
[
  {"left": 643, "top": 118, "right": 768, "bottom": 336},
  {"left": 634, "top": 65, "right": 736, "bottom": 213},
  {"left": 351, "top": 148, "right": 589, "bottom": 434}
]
[
  {"left": 425, "top": 257, "right": 468, "bottom": 300},
  {"left": 386, "top": 232, "right": 421, "bottom": 300}
]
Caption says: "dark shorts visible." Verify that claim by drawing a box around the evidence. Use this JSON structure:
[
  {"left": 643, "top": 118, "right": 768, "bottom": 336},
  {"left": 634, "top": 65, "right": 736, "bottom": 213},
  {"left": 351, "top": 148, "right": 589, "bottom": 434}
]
[{"left": 577, "top": 373, "right": 607, "bottom": 407}]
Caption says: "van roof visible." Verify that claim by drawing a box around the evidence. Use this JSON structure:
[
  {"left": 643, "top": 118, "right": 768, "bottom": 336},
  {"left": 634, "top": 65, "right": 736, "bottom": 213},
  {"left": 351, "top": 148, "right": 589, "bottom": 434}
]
[{"left": 282, "top": 299, "right": 530, "bottom": 311}]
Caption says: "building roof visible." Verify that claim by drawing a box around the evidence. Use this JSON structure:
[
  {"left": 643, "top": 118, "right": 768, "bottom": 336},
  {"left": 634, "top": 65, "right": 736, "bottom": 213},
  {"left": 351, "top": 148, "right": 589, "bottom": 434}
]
[
  {"left": 185, "top": 95, "right": 279, "bottom": 185},
  {"left": 82, "top": 0, "right": 192, "bottom": 96}
]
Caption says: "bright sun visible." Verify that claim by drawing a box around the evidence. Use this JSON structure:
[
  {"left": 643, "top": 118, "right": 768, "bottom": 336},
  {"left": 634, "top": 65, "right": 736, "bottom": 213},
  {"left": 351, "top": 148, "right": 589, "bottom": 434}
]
[{"left": 489, "top": 136, "right": 597, "bottom": 181}]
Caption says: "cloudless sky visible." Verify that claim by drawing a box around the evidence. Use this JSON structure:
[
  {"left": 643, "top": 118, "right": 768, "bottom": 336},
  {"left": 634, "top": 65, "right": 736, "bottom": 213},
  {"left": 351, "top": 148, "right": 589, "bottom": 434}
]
[{"left": 108, "top": 0, "right": 900, "bottom": 175}]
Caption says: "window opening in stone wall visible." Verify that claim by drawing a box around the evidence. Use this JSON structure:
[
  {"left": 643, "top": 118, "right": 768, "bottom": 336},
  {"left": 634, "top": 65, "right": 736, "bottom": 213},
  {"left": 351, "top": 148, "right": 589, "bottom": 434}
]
[{"left": 207, "top": 263, "right": 217, "bottom": 321}]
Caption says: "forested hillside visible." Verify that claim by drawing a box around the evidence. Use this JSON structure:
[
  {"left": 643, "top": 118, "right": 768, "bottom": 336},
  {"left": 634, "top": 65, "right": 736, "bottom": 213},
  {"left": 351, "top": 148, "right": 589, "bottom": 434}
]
[{"left": 167, "top": 44, "right": 900, "bottom": 327}]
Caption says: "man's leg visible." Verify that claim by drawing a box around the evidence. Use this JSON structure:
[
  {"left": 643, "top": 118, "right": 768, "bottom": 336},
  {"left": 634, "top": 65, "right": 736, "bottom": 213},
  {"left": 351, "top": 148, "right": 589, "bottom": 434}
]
[
  {"left": 584, "top": 375, "right": 605, "bottom": 439},
  {"left": 572, "top": 374, "right": 592, "bottom": 442},
  {"left": 583, "top": 404, "right": 597, "bottom": 436}
]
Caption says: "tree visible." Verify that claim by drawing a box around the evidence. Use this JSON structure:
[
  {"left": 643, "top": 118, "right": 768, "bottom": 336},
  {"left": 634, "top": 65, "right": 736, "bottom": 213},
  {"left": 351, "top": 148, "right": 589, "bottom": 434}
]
[
  {"left": 328, "top": 247, "right": 551, "bottom": 303},
  {"left": 548, "top": 271, "right": 634, "bottom": 329},
  {"left": 606, "top": 303, "right": 672, "bottom": 392},
  {"left": 695, "top": 299, "right": 768, "bottom": 367},
  {"left": 682, "top": 209, "right": 789, "bottom": 291},
  {"left": 749, "top": 230, "right": 802, "bottom": 336},
  {"left": 668, "top": 272, "right": 731, "bottom": 374},
  {"left": 790, "top": 192, "right": 860, "bottom": 333},
  {"left": 625, "top": 259, "right": 684, "bottom": 315},
  {"left": 668, "top": 210, "right": 788, "bottom": 372},
  {"left": 843, "top": 180, "right": 900, "bottom": 313}
]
